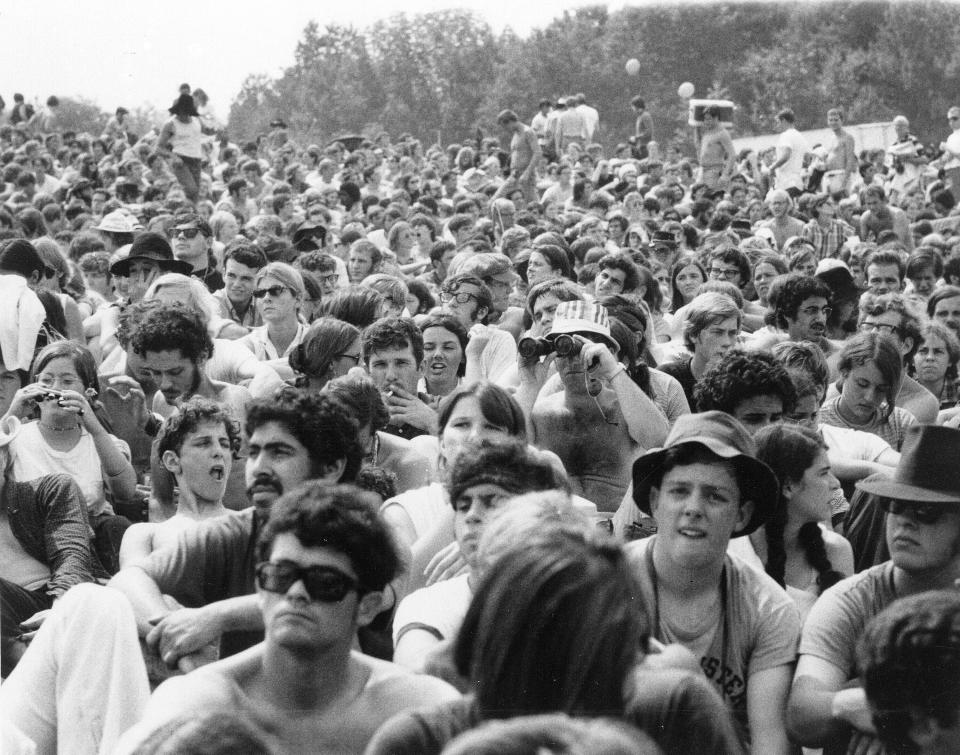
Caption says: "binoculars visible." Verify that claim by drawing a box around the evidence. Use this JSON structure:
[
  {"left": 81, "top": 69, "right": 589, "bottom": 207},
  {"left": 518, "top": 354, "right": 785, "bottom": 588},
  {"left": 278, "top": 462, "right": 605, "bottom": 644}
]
[{"left": 518, "top": 333, "right": 585, "bottom": 360}]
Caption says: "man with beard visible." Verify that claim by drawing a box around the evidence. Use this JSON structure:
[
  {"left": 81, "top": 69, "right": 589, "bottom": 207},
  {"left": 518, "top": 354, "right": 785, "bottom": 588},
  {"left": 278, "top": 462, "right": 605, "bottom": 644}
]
[
  {"left": 774, "top": 275, "right": 842, "bottom": 377},
  {"left": 128, "top": 303, "right": 253, "bottom": 515},
  {"left": 108, "top": 388, "right": 362, "bottom": 672}
]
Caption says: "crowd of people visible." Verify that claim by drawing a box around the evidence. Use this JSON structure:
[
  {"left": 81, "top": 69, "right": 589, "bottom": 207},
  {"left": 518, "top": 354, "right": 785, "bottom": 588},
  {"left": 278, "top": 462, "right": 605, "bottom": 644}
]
[{"left": 1, "top": 83, "right": 960, "bottom": 754}]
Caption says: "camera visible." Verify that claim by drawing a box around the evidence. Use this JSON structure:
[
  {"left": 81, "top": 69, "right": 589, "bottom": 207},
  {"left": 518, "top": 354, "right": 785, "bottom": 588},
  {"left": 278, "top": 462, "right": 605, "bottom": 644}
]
[
  {"left": 40, "top": 392, "right": 62, "bottom": 402},
  {"left": 518, "top": 334, "right": 585, "bottom": 360}
]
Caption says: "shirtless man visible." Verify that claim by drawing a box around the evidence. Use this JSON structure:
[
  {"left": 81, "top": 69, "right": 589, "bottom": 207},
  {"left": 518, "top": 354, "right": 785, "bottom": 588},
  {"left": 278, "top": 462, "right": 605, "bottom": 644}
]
[
  {"left": 823, "top": 108, "right": 857, "bottom": 193},
  {"left": 759, "top": 189, "right": 805, "bottom": 251},
  {"left": 117, "top": 484, "right": 458, "bottom": 754},
  {"left": 119, "top": 397, "right": 237, "bottom": 566},
  {"left": 530, "top": 301, "right": 668, "bottom": 510},
  {"left": 696, "top": 105, "right": 735, "bottom": 190},
  {"left": 498, "top": 109, "right": 540, "bottom": 205}
]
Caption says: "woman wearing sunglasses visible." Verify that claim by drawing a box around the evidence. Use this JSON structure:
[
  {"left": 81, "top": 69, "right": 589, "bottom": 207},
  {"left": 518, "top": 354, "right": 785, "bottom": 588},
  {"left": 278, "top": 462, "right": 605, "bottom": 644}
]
[{"left": 239, "top": 262, "right": 308, "bottom": 381}]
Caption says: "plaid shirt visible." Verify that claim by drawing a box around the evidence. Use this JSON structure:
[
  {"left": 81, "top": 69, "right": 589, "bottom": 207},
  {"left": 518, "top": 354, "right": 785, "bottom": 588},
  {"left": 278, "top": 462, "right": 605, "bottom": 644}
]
[{"left": 801, "top": 219, "right": 854, "bottom": 261}]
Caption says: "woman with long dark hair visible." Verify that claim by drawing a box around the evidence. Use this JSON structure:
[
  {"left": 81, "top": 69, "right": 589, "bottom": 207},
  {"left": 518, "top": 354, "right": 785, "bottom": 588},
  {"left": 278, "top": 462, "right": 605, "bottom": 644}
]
[{"left": 744, "top": 424, "right": 854, "bottom": 620}]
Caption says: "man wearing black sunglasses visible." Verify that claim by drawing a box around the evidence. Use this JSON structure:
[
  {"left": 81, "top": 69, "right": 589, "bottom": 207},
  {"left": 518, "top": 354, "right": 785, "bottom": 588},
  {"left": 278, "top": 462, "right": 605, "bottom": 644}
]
[
  {"left": 788, "top": 425, "right": 960, "bottom": 754},
  {"left": 109, "top": 389, "right": 363, "bottom": 673},
  {"left": 169, "top": 211, "right": 224, "bottom": 293},
  {"left": 119, "top": 483, "right": 457, "bottom": 753}
]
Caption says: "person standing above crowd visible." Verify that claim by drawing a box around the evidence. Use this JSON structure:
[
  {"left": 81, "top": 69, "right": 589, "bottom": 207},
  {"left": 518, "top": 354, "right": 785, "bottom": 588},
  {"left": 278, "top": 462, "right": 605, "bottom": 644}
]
[{"left": 769, "top": 109, "right": 809, "bottom": 199}]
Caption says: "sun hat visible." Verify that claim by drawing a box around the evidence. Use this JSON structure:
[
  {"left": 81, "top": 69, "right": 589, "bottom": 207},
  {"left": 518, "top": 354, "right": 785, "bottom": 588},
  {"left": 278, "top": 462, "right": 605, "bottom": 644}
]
[
  {"left": 548, "top": 300, "right": 619, "bottom": 353},
  {"left": 109, "top": 233, "right": 192, "bottom": 277},
  {"left": 631, "top": 411, "right": 779, "bottom": 536},
  {"left": 95, "top": 210, "right": 135, "bottom": 234},
  {"left": 857, "top": 425, "right": 960, "bottom": 504}
]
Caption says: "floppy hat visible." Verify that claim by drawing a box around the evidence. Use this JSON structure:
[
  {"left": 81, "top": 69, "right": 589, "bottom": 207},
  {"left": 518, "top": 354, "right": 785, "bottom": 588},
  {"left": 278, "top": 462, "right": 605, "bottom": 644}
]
[
  {"left": 857, "top": 425, "right": 960, "bottom": 504},
  {"left": 816, "top": 258, "right": 860, "bottom": 301},
  {"left": 548, "top": 300, "right": 620, "bottom": 354},
  {"left": 109, "top": 233, "right": 192, "bottom": 277},
  {"left": 632, "top": 411, "right": 779, "bottom": 536}
]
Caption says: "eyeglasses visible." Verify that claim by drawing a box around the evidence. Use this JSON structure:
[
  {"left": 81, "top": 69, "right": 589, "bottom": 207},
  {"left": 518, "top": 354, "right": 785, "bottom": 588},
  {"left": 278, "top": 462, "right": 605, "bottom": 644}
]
[
  {"left": 255, "top": 561, "right": 360, "bottom": 602},
  {"left": 859, "top": 321, "right": 899, "bottom": 335},
  {"left": 168, "top": 227, "right": 200, "bottom": 240},
  {"left": 334, "top": 353, "right": 361, "bottom": 364},
  {"left": 800, "top": 306, "right": 833, "bottom": 317},
  {"left": 879, "top": 499, "right": 946, "bottom": 526},
  {"left": 439, "top": 291, "right": 478, "bottom": 304},
  {"left": 320, "top": 273, "right": 339, "bottom": 285},
  {"left": 709, "top": 267, "right": 740, "bottom": 280},
  {"left": 252, "top": 285, "right": 290, "bottom": 299}
]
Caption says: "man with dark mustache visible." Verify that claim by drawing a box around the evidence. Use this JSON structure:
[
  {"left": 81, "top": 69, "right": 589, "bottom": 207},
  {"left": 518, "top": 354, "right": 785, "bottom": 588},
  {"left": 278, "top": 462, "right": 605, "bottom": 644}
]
[{"left": 109, "top": 387, "right": 362, "bottom": 672}]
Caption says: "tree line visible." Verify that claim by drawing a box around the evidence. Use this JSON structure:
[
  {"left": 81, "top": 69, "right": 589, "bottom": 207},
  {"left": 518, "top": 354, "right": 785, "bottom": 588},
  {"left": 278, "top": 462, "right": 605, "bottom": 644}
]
[{"left": 226, "top": 2, "right": 960, "bottom": 157}]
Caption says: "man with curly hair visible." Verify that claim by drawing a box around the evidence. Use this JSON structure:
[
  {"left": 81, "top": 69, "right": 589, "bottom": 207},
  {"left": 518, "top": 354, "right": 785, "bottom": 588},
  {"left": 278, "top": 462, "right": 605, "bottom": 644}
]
[
  {"left": 130, "top": 301, "right": 251, "bottom": 422},
  {"left": 694, "top": 350, "right": 798, "bottom": 435},
  {"left": 858, "top": 590, "right": 960, "bottom": 755},
  {"left": 108, "top": 388, "right": 363, "bottom": 672},
  {"left": 119, "top": 397, "right": 241, "bottom": 565},
  {"left": 773, "top": 274, "right": 842, "bottom": 378}
]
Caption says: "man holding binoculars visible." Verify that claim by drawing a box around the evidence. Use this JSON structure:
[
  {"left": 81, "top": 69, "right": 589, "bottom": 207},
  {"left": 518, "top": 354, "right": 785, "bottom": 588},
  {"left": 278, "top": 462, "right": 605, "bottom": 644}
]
[{"left": 524, "top": 300, "right": 668, "bottom": 511}]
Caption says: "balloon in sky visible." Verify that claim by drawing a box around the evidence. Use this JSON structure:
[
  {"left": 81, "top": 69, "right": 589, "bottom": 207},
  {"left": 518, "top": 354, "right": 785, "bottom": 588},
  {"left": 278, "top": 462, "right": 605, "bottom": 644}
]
[
  {"left": 677, "top": 82, "right": 695, "bottom": 98},
  {"left": 625, "top": 58, "right": 641, "bottom": 76}
]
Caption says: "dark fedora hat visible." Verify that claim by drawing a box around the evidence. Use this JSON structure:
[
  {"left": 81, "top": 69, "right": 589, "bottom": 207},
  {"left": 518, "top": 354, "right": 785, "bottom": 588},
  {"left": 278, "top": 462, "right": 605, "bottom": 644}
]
[
  {"left": 109, "top": 232, "right": 193, "bottom": 277},
  {"left": 857, "top": 425, "right": 960, "bottom": 504},
  {"left": 632, "top": 411, "right": 779, "bottom": 537}
]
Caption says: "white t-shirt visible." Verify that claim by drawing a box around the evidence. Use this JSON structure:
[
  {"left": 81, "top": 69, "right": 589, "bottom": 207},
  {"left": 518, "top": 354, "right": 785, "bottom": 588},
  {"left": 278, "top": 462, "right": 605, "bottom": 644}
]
[
  {"left": 10, "top": 421, "right": 130, "bottom": 517},
  {"left": 818, "top": 423, "right": 892, "bottom": 463},
  {"left": 392, "top": 572, "right": 472, "bottom": 650},
  {"left": 380, "top": 482, "right": 448, "bottom": 545},
  {"left": 776, "top": 128, "right": 809, "bottom": 191}
]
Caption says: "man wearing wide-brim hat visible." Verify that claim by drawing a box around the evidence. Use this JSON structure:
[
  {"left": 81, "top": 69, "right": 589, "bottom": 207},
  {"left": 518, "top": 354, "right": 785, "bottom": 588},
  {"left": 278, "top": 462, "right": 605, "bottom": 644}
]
[
  {"left": 788, "top": 424, "right": 960, "bottom": 754},
  {"left": 624, "top": 410, "right": 800, "bottom": 754},
  {"left": 109, "top": 232, "right": 192, "bottom": 303}
]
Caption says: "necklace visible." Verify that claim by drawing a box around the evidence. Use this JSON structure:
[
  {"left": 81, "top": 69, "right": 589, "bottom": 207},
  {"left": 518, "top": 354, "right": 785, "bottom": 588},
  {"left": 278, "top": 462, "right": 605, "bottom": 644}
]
[{"left": 39, "top": 422, "right": 79, "bottom": 433}]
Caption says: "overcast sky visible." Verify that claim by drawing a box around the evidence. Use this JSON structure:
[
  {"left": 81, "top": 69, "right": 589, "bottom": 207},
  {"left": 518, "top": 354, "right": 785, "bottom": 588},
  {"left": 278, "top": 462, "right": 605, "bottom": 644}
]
[{"left": 3, "top": 0, "right": 638, "bottom": 122}]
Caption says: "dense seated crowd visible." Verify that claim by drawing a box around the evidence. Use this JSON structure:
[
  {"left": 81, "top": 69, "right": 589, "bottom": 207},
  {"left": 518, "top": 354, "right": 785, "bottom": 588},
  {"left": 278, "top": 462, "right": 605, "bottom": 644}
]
[{"left": 2, "top": 86, "right": 960, "bottom": 755}]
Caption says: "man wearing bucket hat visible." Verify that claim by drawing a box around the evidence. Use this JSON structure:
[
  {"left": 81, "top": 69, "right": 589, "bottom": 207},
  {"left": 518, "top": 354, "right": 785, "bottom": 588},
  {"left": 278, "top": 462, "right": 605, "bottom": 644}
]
[
  {"left": 787, "top": 425, "right": 960, "bottom": 754},
  {"left": 529, "top": 300, "right": 668, "bottom": 510},
  {"left": 625, "top": 410, "right": 799, "bottom": 754}
]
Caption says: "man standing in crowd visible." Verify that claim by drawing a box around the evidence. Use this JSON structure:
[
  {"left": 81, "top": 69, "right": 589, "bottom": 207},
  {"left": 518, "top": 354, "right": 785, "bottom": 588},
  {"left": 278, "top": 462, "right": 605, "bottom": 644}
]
[
  {"left": 696, "top": 105, "right": 735, "bottom": 190},
  {"left": 770, "top": 108, "right": 808, "bottom": 198},
  {"left": 823, "top": 108, "right": 857, "bottom": 193},
  {"left": 497, "top": 109, "right": 540, "bottom": 205}
]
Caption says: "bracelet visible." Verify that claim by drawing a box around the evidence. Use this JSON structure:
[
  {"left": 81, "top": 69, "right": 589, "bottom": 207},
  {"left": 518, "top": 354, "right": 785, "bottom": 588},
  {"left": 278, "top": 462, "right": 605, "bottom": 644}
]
[{"left": 607, "top": 365, "right": 627, "bottom": 380}]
